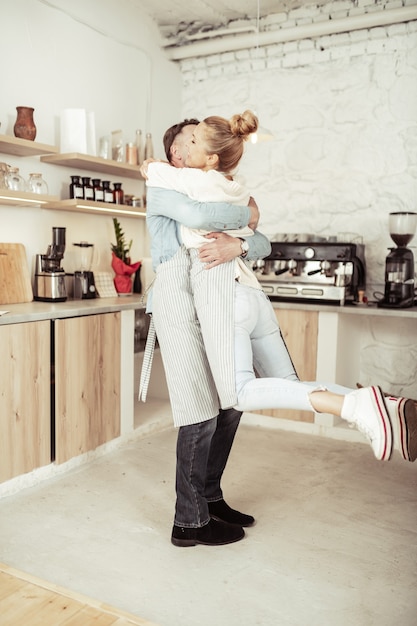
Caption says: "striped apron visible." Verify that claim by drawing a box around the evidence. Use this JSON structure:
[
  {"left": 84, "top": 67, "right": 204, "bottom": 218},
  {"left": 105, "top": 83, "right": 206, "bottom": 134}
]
[
  {"left": 144, "top": 247, "right": 214, "bottom": 426},
  {"left": 188, "top": 248, "right": 237, "bottom": 409},
  {"left": 139, "top": 246, "right": 237, "bottom": 427}
]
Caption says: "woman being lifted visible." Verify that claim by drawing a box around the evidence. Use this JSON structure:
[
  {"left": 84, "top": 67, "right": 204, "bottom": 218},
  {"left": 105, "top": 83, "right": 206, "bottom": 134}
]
[{"left": 142, "top": 109, "right": 417, "bottom": 465}]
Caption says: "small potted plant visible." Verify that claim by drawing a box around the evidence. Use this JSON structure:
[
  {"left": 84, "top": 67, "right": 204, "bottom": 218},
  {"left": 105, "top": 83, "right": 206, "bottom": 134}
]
[{"left": 111, "top": 217, "right": 141, "bottom": 294}]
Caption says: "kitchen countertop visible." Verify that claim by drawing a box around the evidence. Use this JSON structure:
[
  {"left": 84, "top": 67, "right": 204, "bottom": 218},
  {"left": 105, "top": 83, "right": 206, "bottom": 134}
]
[
  {"left": 0, "top": 295, "right": 416, "bottom": 325},
  {"left": 270, "top": 299, "right": 417, "bottom": 318},
  {"left": 0, "top": 295, "right": 145, "bottom": 326}
]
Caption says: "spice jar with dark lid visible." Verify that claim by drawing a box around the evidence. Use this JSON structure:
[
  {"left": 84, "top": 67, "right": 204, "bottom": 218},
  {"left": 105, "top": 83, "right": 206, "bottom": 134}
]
[
  {"left": 113, "top": 182, "right": 124, "bottom": 205},
  {"left": 82, "top": 176, "right": 94, "bottom": 200},
  {"left": 92, "top": 178, "right": 103, "bottom": 202},
  {"left": 70, "top": 175, "right": 83, "bottom": 199},
  {"left": 102, "top": 180, "right": 113, "bottom": 203}
]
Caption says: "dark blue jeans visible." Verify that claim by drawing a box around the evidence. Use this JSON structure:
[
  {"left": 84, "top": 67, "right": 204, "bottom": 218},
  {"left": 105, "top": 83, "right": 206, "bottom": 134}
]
[{"left": 174, "top": 408, "right": 242, "bottom": 528}]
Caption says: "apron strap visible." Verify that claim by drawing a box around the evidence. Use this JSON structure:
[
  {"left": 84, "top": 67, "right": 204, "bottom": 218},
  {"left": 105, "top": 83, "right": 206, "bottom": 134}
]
[{"left": 138, "top": 315, "right": 156, "bottom": 403}]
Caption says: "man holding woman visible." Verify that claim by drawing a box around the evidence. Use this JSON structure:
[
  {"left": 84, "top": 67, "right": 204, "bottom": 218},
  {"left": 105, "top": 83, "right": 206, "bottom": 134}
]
[{"left": 142, "top": 118, "right": 272, "bottom": 547}]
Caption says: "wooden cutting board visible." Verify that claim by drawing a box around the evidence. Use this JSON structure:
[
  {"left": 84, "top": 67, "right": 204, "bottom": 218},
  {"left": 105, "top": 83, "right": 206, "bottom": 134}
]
[{"left": 0, "top": 243, "right": 33, "bottom": 304}]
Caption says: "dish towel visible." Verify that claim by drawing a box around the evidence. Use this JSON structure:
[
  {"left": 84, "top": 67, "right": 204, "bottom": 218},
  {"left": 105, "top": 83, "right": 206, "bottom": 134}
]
[{"left": 94, "top": 272, "right": 118, "bottom": 297}]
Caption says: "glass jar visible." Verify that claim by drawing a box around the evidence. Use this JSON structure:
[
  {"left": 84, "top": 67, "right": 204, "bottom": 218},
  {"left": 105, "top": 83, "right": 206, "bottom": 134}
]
[
  {"left": 70, "top": 175, "right": 83, "bottom": 199},
  {"left": 113, "top": 182, "right": 124, "bottom": 205},
  {"left": 5, "top": 166, "right": 26, "bottom": 192},
  {"left": 92, "top": 178, "right": 104, "bottom": 202},
  {"left": 126, "top": 142, "right": 138, "bottom": 165},
  {"left": 0, "top": 162, "right": 8, "bottom": 190},
  {"left": 27, "top": 173, "right": 49, "bottom": 194},
  {"left": 102, "top": 180, "right": 113, "bottom": 203},
  {"left": 82, "top": 176, "right": 94, "bottom": 200}
]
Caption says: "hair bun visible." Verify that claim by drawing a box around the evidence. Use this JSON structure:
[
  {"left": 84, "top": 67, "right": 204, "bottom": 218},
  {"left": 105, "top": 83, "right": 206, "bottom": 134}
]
[{"left": 230, "top": 110, "right": 259, "bottom": 140}]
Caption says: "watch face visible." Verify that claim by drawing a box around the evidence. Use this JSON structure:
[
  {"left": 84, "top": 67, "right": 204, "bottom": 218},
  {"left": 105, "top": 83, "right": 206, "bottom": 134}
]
[{"left": 241, "top": 240, "right": 249, "bottom": 253}]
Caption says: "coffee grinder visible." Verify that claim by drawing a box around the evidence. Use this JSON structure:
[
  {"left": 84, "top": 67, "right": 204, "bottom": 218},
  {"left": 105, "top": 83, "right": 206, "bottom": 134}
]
[
  {"left": 73, "top": 241, "right": 97, "bottom": 299},
  {"left": 378, "top": 211, "right": 417, "bottom": 308},
  {"left": 34, "top": 226, "right": 67, "bottom": 302}
]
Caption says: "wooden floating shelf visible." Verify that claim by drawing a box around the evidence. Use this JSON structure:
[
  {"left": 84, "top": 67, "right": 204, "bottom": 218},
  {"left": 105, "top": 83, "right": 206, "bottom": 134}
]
[
  {"left": 0, "top": 134, "right": 58, "bottom": 157},
  {"left": 0, "top": 189, "right": 59, "bottom": 207},
  {"left": 43, "top": 198, "right": 146, "bottom": 218},
  {"left": 40, "top": 153, "right": 144, "bottom": 179}
]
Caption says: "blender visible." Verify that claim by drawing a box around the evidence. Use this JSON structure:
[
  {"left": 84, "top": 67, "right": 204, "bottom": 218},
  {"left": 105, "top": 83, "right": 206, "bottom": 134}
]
[
  {"left": 34, "top": 226, "right": 67, "bottom": 302},
  {"left": 73, "top": 241, "right": 97, "bottom": 299},
  {"left": 378, "top": 211, "right": 417, "bottom": 308}
]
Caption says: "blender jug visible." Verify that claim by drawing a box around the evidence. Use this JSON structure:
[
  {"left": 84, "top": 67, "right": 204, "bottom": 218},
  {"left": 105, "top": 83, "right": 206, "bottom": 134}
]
[{"left": 73, "top": 241, "right": 97, "bottom": 299}]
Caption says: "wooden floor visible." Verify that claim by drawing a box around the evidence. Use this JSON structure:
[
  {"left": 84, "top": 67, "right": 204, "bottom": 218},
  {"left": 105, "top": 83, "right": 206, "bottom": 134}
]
[{"left": 0, "top": 563, "right": 158, "bottom": 626}]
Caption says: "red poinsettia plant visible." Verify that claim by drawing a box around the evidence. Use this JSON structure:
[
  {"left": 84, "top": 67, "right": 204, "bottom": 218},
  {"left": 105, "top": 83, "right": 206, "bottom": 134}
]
[{"left": 111, "top": 218, "right": 140, "bottom": 293}]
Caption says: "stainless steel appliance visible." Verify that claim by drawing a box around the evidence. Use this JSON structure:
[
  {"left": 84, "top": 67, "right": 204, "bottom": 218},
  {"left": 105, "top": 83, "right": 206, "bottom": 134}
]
[
  {"left": 34, "top": 227, "right": 67, "bottom": 302},
  {"left": 73, "top": 241, "right": 97, "bottom": 299},
  {"left": 378, "top": 212, "right": 417, "bottom": 309},
  {"left": 253, "top": 236, "right": 366, "bottom": 305}
]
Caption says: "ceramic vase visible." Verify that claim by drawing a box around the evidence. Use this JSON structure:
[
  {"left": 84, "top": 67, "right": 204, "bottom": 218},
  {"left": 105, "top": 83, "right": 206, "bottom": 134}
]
[{"left": 13, "top": 106, "right": 37, "bottom": 141}]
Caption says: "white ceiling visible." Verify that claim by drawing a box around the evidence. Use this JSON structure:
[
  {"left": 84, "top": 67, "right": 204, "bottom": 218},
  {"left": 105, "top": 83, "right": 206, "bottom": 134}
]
[{"left": 130, "top": 0, "right": 332, "bottom": 44}]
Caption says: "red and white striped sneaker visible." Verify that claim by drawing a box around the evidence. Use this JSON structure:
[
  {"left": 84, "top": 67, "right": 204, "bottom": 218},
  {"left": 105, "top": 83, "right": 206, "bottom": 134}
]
[
  {"left": 385, "top": 396, "right": 417, "bottom": 462},
  {"left": 341, "top": 386, "right": 393, "bottom": 461}
]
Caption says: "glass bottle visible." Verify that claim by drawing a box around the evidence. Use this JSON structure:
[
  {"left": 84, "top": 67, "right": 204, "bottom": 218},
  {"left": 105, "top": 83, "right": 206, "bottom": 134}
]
[
  {"left": 102, "top": 180, "right": 113, "bottom": 203},
  {"left": 135, "top": 129, "right": 143, "bottom": 165},
  {"left": 144, "top": 133, "right": 154, "bottom": 160},
  {"left": 5, "top": 166, "right": 26, "bottom": 192},
  {"left": 69, "top": 175, "right": 83, "bottom": 199},
  {"left": 27, "top": 173, "right": 48, "bottom": 194},
  {"left": 0, "top": 162, "right": 9, "bottom": 189},
  {"left": 82, "top": 176, "right": 94, "bottom": 201},
  {"left": 126, "top": 142, "right": 138, "bottom": 165},
  {"left": 92, "top": 178, "right": 103, "bottom": 202},
  {"left": 133, "top": 266, "right": 142, "bottom": 293},
  {"left": 113, "top": 182, "right": 124, "bottom": 205}
]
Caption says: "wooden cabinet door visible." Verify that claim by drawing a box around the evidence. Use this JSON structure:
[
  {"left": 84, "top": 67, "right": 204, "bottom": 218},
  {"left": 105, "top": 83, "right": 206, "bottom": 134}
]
[
  {"left": 54, "top": 313, "right": 121, "bottom": 464},
  {"left": 0, "top": 321, "right": 50, "bottom": 482},
  {"left": 255, "top": 309, "right": 318, "bottom": 423}
]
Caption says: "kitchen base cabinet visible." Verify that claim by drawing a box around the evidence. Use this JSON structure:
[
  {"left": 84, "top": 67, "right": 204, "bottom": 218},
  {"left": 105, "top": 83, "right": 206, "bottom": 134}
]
[
  {"left": 54, "top": 313, "right": 121, "bottom": 464},
  {"left": 252, "top": 308, "right": 318, "bottom": 423},
  {"left": 0, "top": 321, "right": 50, "bottom": 482}
]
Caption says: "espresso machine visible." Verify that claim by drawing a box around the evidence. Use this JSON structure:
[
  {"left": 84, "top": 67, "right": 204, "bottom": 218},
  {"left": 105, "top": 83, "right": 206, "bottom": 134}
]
[
  {"left": 378, "top": 211, "right": 417, "bottom": 309},
  {"left": 253, "top": 236, "right": 366, "bottom": 305},
  {"left": 73, "top": 241, "right": 97, "bottom": 299},
  {"left": 34, "top": 227, "right": 67, "bottom": 302}
]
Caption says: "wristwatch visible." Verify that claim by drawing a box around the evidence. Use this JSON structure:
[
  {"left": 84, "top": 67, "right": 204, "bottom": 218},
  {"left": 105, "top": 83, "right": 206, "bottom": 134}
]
[{"left": 239, "top": 238, "right": 249, "bottom": 258}]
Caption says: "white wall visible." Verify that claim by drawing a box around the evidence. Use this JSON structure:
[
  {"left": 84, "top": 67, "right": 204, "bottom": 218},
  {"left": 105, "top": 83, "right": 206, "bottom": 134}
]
[
  {"left": 179, "top": 0, "right": 417, "bottom": 295},
  {"left": 0, "top": 0, "right": 181, "bottom": 277}
]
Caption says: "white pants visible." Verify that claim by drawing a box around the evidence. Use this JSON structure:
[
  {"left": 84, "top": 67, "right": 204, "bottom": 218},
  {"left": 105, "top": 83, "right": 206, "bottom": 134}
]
[{"left": 234, "top": 282, "right": 352, "bottom": 412}]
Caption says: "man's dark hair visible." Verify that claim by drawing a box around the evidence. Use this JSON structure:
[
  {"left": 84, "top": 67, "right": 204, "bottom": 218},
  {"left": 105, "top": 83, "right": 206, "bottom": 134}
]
[{"left": 163, "top": 118, "right": 200, "bottom": 162}]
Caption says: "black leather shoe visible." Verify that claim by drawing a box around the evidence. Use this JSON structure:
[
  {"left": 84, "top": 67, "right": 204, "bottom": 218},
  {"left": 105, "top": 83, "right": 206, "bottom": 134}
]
[
  {"left": 171, "top": 518, "right": 245, "bottom": 547},
  {"left": 208, "top": 499, "right": 255, "bottom": 527}
]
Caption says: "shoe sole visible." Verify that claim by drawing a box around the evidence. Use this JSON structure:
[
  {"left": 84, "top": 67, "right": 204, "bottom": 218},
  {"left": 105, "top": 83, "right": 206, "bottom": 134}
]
[
  {"left": 397, "top": 398, "right": 417, "bottom": 462},
  {"left": 171, "top": 530, "right": 245, "bottom": 547},
  {"left": 372, "top": 386, "right": 393, "bottom": 461}
]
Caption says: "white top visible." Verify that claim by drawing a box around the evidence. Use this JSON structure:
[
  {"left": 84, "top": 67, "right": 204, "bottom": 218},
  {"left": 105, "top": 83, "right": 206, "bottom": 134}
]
[{"left": 146, "top": 162, "right": 262, "bottom": 290}]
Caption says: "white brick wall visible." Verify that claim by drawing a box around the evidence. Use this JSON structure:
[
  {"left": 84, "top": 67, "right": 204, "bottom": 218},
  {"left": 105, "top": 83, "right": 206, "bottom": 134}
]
[{"left": 179, "top": 1, "right": 417, "bottom": 292}]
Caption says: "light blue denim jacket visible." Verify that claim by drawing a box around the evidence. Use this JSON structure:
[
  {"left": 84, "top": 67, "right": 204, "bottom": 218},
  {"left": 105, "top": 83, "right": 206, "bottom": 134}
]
[{"left": 146, "top": 187, "right": 271, "bottom": 271}]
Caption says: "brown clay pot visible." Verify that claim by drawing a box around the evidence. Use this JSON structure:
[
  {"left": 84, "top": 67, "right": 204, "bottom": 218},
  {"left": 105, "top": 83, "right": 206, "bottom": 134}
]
[{"left": 13, "top": 106, "right": 37, "bottom": 141}]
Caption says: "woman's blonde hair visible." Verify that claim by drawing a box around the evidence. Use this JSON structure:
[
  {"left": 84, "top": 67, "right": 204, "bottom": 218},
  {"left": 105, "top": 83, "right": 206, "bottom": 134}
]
[{"left": 202, "top": 110, "right": 258, "bottom": 173}]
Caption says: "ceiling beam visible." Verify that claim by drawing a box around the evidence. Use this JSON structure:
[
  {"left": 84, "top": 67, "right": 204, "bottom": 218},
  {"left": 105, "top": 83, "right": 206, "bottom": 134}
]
[{"left": 164, "top": 5, "right": 417, "bottom": 60}]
